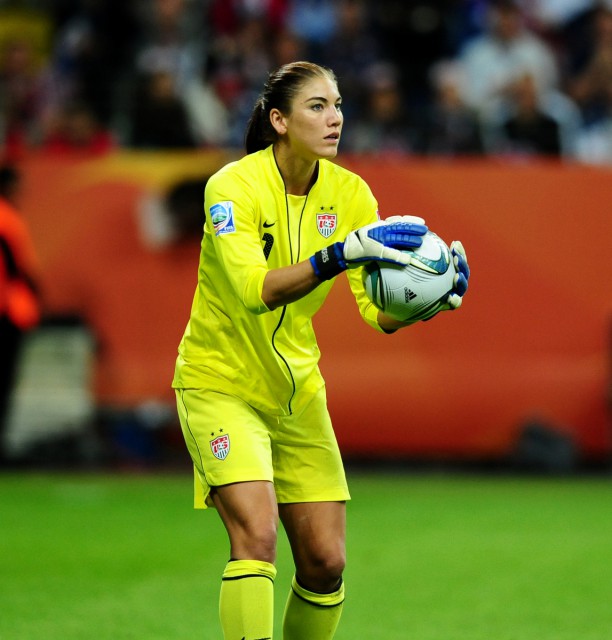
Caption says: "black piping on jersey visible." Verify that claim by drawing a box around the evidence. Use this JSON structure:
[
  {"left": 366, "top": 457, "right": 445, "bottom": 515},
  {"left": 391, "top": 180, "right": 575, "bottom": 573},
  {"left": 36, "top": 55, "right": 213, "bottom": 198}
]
[{"left": 269, "top": 184, "right": 310, "bottom": 415}]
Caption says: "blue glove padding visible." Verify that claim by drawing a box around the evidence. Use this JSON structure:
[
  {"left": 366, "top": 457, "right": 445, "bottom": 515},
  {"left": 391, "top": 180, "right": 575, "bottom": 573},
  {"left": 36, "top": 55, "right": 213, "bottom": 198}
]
[
  {"left": 341, "top": 217, "right": 428, "bottom": 268},
  {"left": 446, "top": 241, "right": 470, "bottom": 309},
  {"left": 310, "top": 216, "right": 428, "bottom": 280},
  {"left": 366, "top": 218, "right": 428, "bottom": 251}
]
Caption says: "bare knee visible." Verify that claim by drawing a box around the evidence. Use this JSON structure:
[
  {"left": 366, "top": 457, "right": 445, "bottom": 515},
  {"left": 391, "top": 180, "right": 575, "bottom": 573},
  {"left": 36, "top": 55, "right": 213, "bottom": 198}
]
[
  {"left": 297, "top": 545, "right": 346, "bottom": 592},
  {"left": 280, "top": 501, "right": 347, "bottom": 592},
  {"left": 232, "top": 519, "right": 278, "bottom": 563}
]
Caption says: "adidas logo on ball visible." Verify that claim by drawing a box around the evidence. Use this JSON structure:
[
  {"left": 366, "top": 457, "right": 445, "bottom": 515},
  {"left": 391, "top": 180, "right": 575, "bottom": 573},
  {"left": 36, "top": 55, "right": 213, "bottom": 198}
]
[{"left": 362, "top": 230, "right": 456, "bottom": 322}]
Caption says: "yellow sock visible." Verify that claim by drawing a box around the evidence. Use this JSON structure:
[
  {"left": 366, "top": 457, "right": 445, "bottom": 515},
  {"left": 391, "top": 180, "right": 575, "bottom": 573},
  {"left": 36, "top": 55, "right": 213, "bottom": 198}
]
[
  {"left": 219, "top": 559, "right": 276, "bottom": 640},
  {"left": 282, "top": 575, "right": 345, "bottom": 640}
]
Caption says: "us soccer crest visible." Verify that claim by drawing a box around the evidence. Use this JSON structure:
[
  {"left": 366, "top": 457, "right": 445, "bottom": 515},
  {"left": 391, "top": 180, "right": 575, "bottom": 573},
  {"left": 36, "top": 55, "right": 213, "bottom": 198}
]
[
  {"left": 316, "top": 211, "right": 337, "bottom": 238},
  {"left": 210, "top": 434, "right": 230, "bottom": 460}
]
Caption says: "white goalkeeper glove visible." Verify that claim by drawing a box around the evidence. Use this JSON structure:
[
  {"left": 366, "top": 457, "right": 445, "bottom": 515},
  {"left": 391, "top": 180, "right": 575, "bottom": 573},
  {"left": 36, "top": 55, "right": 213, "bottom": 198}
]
[
  {"left": 310, "top": 217, "right": 428, "bottom": 281},
  {"left": 384, "top": 215, "right": 426, "bottom": 225}
]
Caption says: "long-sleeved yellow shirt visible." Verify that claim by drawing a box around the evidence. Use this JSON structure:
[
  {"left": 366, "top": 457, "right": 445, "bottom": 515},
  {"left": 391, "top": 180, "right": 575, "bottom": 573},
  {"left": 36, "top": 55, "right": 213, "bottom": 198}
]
[{"left": 172, "top": 145, "right": 383, "bottom": 415}]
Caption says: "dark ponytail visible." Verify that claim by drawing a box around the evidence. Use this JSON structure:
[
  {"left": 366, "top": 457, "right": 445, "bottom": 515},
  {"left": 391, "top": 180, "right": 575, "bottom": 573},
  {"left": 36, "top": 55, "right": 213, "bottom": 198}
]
[
  {"left": 244, "top": 61, "right": 337, "bottom": 154},
  {"left": 244, "top": 96, "right": 276, "bottom": 155}
]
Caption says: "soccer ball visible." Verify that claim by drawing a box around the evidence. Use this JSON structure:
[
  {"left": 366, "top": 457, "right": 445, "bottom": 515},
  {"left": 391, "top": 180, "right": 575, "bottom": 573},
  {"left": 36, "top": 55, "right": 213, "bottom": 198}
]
[{"left": 362, "top": 230, "right": 456, "bottom": 322}]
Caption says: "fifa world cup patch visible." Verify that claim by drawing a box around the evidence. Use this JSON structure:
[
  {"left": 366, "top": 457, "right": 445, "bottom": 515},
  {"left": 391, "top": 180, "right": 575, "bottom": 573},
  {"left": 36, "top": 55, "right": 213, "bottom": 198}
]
[
  {"left": 316, "top": 210, "right": 337, "bottom": 238},
  {"left": 210, "top": 201, "right": 236, "bottom": 236},
  {"left": 210, "top": 433, "right": 230, "bottom": 460}
]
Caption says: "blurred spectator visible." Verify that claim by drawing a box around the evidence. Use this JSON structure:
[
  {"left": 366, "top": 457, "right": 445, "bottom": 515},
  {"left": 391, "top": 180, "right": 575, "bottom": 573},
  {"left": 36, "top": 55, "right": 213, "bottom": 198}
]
[
  {"left": 40, "top": 101, "right": 115, "bottom": 156},
  {"left": 418, "top": 59, "right": 484, "bottom": 156},
  {"left": 575, "top": 80, "right": 612, "bottom": 163},
  {"left": 445, "top": 0, "right": 491, "bottom": 55},
  {"left": 0, "top": 38, "right": 46, "bottom": 159},
  {"left": 207, "top": 15, "right": 278, "bottom": 147},
  {"left": 128, "top": 71, "right": 197, "bottom": 149},
  {"left": 480, "top": 71, "right": 582, "bottom": 159},
  {"left": 458, "top": 0, "right": 560, "bottom": 115},
  {"left": 207, "top": 0, "right": 290, "bottom": 91},
  {"left": 286, "top": 0, "right": 338, "bottom": 46},
  {"left": 371, "top": 1, "right": 452, "bottom": 110},
  {"left": 46, "top": 0, "right": 141, "bottom": 128},
  {"left": 232, "top": 17, "right": 275, "bottom": 93},
  {"left": 342, "top": 62, "right": 414, "bottom": 155},
  {"left": 181, "top": 71, "right": 231, "bottom": 147},
  {"left": 0, "top": 0, "right": 611, "bottom": 166},
  {"left": 0, "top": 164, "right": 40, "bottom": 464},
  {"left": 565, "top": 4, "right": 612, "bottom": 125},
  {"left": 489, "top": 72, "right": 563, "bottom": 156},
  {"left": 209, "top": 0, "right": 288, "bottom": 36},
  {"left": 270, "top": 27, "right": 307, "bottom": 68},
  {"left": 315, "top": 0, "right": 385, "bottom": 121},
  {"left": 133, "top": 0, "right": 206, "bottom": 91},
  {"left": 521, "top": 0, "right": 597, "bottom": 31}
]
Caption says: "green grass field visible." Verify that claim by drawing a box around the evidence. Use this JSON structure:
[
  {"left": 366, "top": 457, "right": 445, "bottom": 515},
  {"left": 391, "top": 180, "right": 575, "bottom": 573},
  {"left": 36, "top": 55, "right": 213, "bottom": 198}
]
[{"left": 1, "top": 471, "right": 611, "bottom": 639}]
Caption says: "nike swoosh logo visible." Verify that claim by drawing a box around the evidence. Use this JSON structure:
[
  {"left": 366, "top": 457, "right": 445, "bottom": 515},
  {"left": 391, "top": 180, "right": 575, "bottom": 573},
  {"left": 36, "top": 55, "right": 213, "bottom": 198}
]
[
  {"left": 413, "top": 237, "right": 451, "bottom": 274},
  {"left": 414, "top": 253, "right": 450, "bottom": 274},
  {"left": 263, "top": 221, "right": 275, "bottom": 228}
]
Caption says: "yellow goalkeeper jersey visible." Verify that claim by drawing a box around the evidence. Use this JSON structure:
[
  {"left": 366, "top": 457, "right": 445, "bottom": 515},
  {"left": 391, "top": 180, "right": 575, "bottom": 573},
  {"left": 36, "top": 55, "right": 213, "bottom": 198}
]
[{"left": 172, "top": 145, "right": 383, "bottom": 416}]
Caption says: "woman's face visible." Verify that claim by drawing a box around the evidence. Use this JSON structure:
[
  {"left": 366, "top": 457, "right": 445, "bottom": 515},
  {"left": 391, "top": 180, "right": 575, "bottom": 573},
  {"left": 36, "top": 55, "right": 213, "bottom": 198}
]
[{"left": 277, "top": 76, "right": 343, "bottom": 161}]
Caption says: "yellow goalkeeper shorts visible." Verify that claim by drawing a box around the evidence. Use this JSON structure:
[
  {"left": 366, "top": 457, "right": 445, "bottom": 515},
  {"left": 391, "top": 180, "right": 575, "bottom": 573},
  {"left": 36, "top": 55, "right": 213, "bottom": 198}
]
[{"left": 175, "top": 386, "right": 350, "bottom": 509}]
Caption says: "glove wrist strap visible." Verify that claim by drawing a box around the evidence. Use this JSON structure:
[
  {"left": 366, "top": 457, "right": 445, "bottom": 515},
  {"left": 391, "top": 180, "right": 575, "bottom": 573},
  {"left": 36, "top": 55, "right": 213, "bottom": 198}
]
[{"left": 310, "top": 242, "right": 347, "bottom": 281}]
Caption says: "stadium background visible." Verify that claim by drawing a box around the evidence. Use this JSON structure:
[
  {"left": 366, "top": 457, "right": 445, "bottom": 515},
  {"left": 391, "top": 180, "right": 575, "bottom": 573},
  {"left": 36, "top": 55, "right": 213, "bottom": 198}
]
[
  {"left": 5, "top": 150, "right": 611, "bottom": 470},
  {"left": 2, "top": 0, "right": 611, "bottom": 469}
]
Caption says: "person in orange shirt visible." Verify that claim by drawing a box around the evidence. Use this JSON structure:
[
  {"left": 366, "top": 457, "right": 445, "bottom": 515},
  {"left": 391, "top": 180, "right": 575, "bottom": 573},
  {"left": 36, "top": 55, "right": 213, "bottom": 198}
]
[{"left": 0, "top": 164, "right": 40, "bottom": 463}]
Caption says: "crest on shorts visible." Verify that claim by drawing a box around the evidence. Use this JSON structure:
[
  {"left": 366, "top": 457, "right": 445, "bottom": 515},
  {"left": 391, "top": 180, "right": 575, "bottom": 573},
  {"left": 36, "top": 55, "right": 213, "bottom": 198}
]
[
  {"left": 316, "top": 212, "right": 337, "bottom": 238},
  {"left": 210, "top": 434, "right": 230, "bottom": 460}
]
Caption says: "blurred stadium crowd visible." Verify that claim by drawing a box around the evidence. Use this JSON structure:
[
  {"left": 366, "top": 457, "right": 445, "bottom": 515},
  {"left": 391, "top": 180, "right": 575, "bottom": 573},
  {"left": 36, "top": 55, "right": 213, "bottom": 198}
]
[{"left": 1, "top": 0, "right": 612, "bottom": 164}]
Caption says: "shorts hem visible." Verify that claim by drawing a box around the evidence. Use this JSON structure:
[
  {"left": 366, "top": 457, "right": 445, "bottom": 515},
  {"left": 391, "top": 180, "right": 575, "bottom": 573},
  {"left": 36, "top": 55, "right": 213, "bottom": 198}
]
[{"left": 275, "top": 488, "right": 351, "bottom": 504}]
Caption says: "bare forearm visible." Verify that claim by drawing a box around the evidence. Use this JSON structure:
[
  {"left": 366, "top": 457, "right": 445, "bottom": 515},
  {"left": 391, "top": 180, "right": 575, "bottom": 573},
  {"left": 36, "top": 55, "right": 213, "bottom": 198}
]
[
  {"left": 262, "top": 264, "right": 420, "bottom": 326},
  {"left": 262, "top": 260, "right": 322, "bottom": 310}
]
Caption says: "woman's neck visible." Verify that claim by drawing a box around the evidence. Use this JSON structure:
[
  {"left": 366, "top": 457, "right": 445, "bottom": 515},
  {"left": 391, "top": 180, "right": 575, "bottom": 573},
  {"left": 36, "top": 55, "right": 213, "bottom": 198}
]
[{"left": 273, "top": 144, "right": 318, "bottom": 196}]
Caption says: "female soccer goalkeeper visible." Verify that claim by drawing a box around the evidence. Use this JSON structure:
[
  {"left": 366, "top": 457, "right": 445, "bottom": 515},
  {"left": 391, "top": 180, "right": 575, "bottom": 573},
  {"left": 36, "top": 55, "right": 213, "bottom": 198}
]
[{"left": 172, "top": 60, "right": 469, "bottom": 640}]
